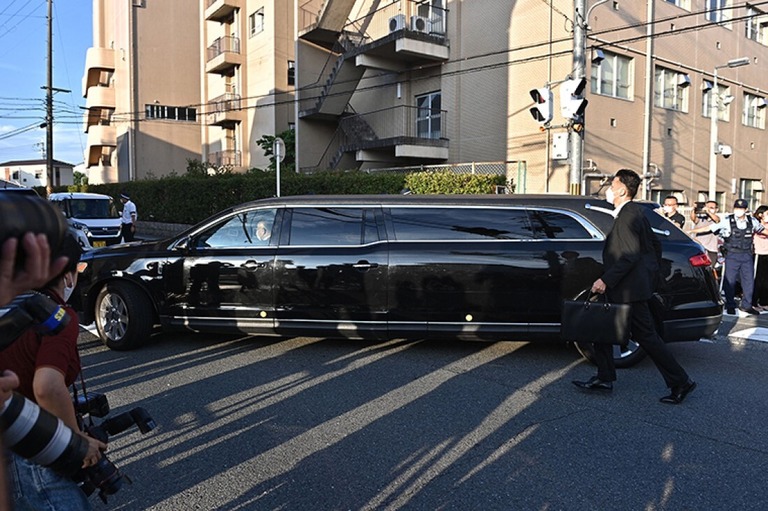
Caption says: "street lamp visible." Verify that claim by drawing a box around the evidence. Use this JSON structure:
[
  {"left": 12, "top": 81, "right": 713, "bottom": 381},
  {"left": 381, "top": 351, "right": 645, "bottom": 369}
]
[{"left": 708, "top": 56, "right": 751, "bottom": 202}]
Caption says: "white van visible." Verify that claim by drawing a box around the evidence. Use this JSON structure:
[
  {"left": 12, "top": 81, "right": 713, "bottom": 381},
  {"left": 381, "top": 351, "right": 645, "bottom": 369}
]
[{"left": 48, "top": 192, "right": 123, "bottom": 250}]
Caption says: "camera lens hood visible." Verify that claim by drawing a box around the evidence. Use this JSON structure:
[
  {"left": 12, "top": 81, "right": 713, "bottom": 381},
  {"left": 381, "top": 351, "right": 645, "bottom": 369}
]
[{"left": 0, "top": 195, "right": 68, "bottom": 268}]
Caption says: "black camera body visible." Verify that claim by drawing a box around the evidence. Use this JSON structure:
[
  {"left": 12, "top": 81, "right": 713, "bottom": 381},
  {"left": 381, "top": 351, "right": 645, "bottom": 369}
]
[
  {"left": 74, "top": 392, "right": 156, "bottom": 503},
  {"left": 694, "top": 201, "right": 710, "bottom": 220}
]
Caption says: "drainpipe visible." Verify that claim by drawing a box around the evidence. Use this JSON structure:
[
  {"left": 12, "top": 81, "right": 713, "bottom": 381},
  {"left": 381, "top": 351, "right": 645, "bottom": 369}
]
[{"left": 641, "top": 0, "right": 654, "bottom": 200}]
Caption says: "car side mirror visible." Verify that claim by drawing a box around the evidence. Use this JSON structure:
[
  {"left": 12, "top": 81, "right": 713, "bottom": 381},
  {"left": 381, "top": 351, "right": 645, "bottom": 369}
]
[{"left": 174, "top": 236, "right": 191, "bottom": 250}]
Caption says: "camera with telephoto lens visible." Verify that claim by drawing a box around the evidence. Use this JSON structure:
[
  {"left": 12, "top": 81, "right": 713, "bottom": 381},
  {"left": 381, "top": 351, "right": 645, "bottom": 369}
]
[
  {"left": 0, "top": 391, "right": 90, "bottom": 476},
  {"left": 73, "top": 391, "right": 157, "bottom": 503},
  {"left": 0, "top": 193, "right": 73, "bottom": 348},
  {"left": 0, "top": 291, "right": 70, "bottom": 351}
]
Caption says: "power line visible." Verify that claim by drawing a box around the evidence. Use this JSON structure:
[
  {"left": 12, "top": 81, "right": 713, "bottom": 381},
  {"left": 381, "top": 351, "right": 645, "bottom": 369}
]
[{"left": 4, "top": 1, "right": 767, "bottom": 133}]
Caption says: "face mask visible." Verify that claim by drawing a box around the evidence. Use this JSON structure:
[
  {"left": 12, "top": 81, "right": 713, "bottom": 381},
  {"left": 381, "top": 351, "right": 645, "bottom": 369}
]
[
  {"left": 63, "top": 274, "right": 75, "bottom": 302},
  {"left": 734, "top": 209, "right": 746, "bottom": 218},
  {"left": 605, "top": 187, "right": 615, "bottom": 204},
  {"left": 663, "top": 206, "right": 673, "bottom": 214}
]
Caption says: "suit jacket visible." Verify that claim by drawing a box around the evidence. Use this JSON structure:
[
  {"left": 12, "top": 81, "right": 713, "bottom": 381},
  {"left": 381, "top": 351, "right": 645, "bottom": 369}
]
[{"left": 602, "top": 201, "right": 661, "bottom": 303}]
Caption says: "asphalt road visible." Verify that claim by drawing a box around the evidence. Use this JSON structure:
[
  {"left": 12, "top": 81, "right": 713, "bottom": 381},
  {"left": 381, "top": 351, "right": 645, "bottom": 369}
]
[{"left": 76, "top": 325, "right": 768, "bottom": 511}]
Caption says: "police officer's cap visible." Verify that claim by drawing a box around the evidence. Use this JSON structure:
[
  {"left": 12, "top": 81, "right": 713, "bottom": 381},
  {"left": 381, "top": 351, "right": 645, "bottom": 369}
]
[{"left": 734, "top": 198, "right": 749, "bottom": 209}]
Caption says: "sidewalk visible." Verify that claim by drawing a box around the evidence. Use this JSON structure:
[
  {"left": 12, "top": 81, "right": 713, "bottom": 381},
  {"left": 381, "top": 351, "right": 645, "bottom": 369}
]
[{"left": 716, "top": 308, "right": 768, "bottom": 344}]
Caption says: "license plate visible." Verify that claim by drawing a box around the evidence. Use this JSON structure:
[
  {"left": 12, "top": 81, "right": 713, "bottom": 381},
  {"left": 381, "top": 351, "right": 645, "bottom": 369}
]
[{"left": 93, "top": 241, "right": 106, "bottom": 248}]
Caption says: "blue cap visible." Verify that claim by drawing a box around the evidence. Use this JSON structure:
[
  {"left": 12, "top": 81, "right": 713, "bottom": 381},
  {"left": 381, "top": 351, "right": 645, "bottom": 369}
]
[{"left": 734, "top": 198, "right": 748, "bottom": 209}]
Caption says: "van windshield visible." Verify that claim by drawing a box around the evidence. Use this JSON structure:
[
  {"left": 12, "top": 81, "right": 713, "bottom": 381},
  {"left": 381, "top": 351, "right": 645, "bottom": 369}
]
[{"left": 67, "top": 198, "right": 119, "bottom": 219}]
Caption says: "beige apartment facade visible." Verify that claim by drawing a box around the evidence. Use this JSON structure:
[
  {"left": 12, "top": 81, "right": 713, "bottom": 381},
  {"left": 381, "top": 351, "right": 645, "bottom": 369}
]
[
  {"left": 295, "top": 0, "right": 768, "bottom": 210},
  {"left": 83, "top": 0, "right": 202, "bottom": 184},
  {"left": 201, "top": 0, "right": 296, "bottom": 171}
]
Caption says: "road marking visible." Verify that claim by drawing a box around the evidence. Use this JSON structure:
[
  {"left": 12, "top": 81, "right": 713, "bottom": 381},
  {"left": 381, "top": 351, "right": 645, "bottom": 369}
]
[{"left": 727, "top": 327, "right": 768, "bottom": 343}]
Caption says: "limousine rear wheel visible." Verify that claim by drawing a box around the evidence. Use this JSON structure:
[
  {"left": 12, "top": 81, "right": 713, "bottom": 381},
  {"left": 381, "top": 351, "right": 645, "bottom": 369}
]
[
  {"left": 574, "top": 340, "right": 647, "bottom": 369},
  {"left": 95, "top": 281, "right": 152, "bottom": 351}
]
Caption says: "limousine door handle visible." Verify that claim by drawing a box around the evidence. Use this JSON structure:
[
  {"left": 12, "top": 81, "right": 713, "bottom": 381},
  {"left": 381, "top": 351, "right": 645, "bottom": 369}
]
[
  {"left": 352, "top": 260, "right": 378, "bottom": 271},
  {"left": 243, "top": 260, "right": 267, "bottom": 269}
]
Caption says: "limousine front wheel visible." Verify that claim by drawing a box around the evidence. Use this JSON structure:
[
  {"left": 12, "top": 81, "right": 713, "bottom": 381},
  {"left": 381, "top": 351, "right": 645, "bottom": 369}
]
[
  {"left": 95, "top": 281, "right": 152, "bottom": 351},
  {"left": 574, "top": 340, "right": 647, "bottom": 369}
]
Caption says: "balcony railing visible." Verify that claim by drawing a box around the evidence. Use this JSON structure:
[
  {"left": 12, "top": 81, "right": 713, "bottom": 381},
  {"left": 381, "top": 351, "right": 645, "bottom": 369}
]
[
  {"left": 299, "top": 0, "right": 448, "bottom": 47},
  {"left": 208, "top": 149, "right": 242, "bottom": 167},
  {"left": 206, "top": 36, "right": 241, "bottom": 62},
  {"left": 305, "top": 106, "right": 448, "bottom": 171},
  {"left": 206, "top": 93, "right": 242, "bottom": 125},
  {"left": 208, "top": 92, "right": 241, "bottom": 113},
  {"left": 339, "top": 105, "right": 447, "bottom": 142}
]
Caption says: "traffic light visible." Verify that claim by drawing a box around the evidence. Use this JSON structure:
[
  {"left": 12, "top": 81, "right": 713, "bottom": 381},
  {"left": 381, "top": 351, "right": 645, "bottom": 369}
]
[
  {"left": 560, "top": 78, "right": 588, "bottom": 120},
  {"left": 529, "top": 87, "right": 553, "bottom": 124}
]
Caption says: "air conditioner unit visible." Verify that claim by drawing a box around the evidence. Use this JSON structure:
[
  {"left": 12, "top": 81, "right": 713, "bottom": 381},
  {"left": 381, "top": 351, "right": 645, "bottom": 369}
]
[
  {"left": 389, "top": 14, "right": 406, "bottom": 32},
  {"left": 410, "top": 15, "right": 430, "bottom": 33}
]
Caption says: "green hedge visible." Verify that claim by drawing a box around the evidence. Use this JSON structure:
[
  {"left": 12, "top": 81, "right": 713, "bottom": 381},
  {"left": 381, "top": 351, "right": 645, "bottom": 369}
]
[{"left": 52, "top": 170, "right": 508, "bottom": 225}]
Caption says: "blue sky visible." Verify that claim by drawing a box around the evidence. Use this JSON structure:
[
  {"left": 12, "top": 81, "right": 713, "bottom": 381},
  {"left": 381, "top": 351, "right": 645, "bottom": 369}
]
[{"left": 0, "top": 0, "right": 92, "bottom": 166}]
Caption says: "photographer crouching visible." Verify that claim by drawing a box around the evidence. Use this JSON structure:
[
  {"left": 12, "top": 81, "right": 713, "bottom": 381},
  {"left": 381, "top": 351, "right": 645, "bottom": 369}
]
[{"left": 0, "top": 233, "right": 106, "bottom": 510}]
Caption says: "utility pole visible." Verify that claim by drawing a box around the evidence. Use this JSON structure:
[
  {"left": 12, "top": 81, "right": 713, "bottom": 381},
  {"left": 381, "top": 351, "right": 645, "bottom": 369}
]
[
  {"left": 45, "top": 0, "right": 53, "bottom": 196},
  {"left": 43, "top": 0, "right": 70, "bottom": 195},
  {"left": 569, "top": 0, "right": 587, "bottom": 195}
]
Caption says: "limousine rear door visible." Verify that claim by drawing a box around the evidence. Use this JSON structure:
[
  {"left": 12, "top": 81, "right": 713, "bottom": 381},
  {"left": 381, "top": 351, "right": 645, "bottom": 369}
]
[
  {"left": 523, "top": 207, "right": 604, "bottom": 328},
  {"left": 273, "top": 207, "right": 388, "bottom": 339},
  {"left": 385, "top": 206, "right": 536, "bottom": 340}
]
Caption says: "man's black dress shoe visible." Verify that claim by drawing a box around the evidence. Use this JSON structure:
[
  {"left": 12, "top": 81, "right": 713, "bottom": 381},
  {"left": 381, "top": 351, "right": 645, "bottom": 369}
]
[
  {"left": 660, "top": 380, "right": 697, "bottom": 404},
  {"left": 572, "top": 376, "right": 613, "bottom": 391}
]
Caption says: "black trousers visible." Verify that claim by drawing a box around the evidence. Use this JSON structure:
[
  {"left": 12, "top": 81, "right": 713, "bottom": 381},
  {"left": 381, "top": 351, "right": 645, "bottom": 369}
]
[
  {"left": 122, "top": 223, "right": 134, "bottom": 242},
  {"left": 753, "top": 254, "right": 768, "bottom": 307},
  {"left": 592, "top": 299, "right": 689, "bottom": 388}
]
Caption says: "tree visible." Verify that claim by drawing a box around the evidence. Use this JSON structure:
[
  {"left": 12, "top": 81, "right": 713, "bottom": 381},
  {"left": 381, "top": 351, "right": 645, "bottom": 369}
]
[
  {"left": 255, "top": 129, "right": 295, "bottom": 172},
  {"left": 73, "top": 171, "right": 88, "bottom": 187}
]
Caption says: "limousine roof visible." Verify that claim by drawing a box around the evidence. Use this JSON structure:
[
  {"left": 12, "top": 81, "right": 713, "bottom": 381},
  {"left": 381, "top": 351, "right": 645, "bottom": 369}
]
[{"left": 235, "top": 194, "right": 607, "bottom": 210}]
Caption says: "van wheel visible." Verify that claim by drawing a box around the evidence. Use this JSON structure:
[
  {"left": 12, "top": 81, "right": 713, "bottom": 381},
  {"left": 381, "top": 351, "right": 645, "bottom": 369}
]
[
  {"left": 574, "top": 340, "right": 647, "bottom": 369},
  {"left": 94, "top": 282, "right": 153, "bottom": 350}
]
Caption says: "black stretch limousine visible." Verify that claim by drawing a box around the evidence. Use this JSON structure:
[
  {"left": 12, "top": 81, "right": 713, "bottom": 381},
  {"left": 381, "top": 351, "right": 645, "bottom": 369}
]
[{"left": 73, "top": 195, "right": 722, "bottom": 367}]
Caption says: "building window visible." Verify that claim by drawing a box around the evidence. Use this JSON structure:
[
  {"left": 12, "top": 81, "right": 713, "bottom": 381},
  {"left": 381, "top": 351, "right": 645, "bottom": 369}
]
[
  {"left": 703, "top": 83, "right": 730, "bottom": 121},
  {"left": 706, "top": 0, "right": 729, "bottom": 23},
  {"left": 740, "top": 179, "right": 763, "bottom": 211},
  {"left": 746, "top": 5, "right": 768, "bottom": 44},
  {"left": 696, "top": 191, "right": 725, "bottom": 210},
  {"left": 145, "top": 104, "right": 197, "bottom": 122},
  {"left": 665, "top": 0, "right": 691, "bottom": 9},
  {"left": 590, "top": 51, "right": 632, "bottom": 99},
  {"left": 287, "top": 60, "right": 295, "bottom": 86},
  {"left": 416, "top": 91, "right": 442, "bottom": 139},
  {"left": 249, "top": 8, "right": 264, "bottom": 37},
  {"left": 654, "top": 67, "right": 688, "bottom": 112},
  {"left": 743, "top": 93, "right": 766, "bottom": 128},
  {"left": 650, "top": 190, "right": 686, "bottom": 206}
]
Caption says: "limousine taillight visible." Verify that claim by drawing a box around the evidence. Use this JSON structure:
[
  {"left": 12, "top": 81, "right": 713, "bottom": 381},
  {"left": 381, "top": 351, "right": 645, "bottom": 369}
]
[{"left": 689, "top": 253, "right": 712, "bottom": 268}]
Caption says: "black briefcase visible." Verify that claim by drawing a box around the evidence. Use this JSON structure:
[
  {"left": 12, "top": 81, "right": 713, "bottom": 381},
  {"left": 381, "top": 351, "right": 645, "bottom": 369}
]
[{"left": 561, "top": 294, "right": 631, "bottom": 345}]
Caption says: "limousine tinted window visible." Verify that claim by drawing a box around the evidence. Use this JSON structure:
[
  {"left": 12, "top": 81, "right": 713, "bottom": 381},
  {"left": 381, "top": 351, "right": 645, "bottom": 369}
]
[
  {"left": 288, "top": 208, "right": 379, "bottom": 245},
  {"left": 195, "top": 209, "right": 276, "bottom": 248},
  {"left": 529, "top": 210, "right": 594, "bottom": 239},
  {"left": 389, "top": 207, "right": 532, "bottom": 240}
]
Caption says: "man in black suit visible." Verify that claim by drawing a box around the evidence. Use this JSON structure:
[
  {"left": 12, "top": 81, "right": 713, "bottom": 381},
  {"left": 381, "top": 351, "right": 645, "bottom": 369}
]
[{"left": 572, "top": 169, "right": 696, "bottom": 404}]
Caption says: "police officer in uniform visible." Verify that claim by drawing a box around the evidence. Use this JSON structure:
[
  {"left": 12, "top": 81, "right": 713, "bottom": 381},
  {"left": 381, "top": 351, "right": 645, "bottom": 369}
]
[{"left": 691, "top": 198, "right": 763, "bottom": 315}]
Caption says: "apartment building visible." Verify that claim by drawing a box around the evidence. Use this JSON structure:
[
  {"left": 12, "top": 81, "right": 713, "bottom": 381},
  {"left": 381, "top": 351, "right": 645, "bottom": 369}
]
[
  {"left": 82, "top": 0, "right": 295, "bottom": 183},
  {"left": 295, "top": 0, "right": 768, "bottom": 209},
  {"left": 82, "top": 0, "right": 202, "bottom": 184},
  {"left": 202, "top": 0, "right": 296, "bottom": 171}
]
